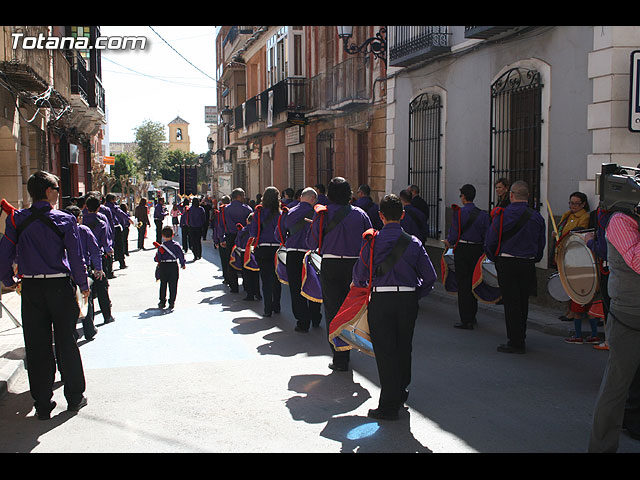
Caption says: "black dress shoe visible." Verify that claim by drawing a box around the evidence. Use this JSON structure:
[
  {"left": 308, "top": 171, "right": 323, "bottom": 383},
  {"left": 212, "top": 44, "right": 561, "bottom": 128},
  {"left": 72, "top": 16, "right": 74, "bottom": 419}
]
[
  {"left": 36, "top": 401, "right": 56, "bottom": 420},
  {"left": 294, "top": 325, "right": 309, "bottom": 333},
  {"left": 67, "top": 396, "right": 87, "bottom": 412},
  {"left": 454, "top": 322, "right": 474, "bottom": 330},
  {"left": 85, "top": 330, "right": 98, "bottom": 341},
  {"left": 104, "top": 316, "right": 115, "bottom": 323},
  {"left": 243, "top": 295, "right": 255, "bottom": 301},
  {"left": 367, "top": 408, "right": 399, "bottom": 421},
  {"left": 262, "top": 312, "right": 272, "bottom": 317},
  {"left": 497, "top": 343, "right": 526, "bottom": 354},
  {"left": 328, "top": 362, "right": 348, "bottom": 372}
]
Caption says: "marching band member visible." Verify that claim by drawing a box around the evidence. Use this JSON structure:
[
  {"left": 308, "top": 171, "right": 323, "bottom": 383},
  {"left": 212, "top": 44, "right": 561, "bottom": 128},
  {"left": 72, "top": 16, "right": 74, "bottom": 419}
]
[
  {"left": 187, "top": 197, "right": 206, "bottom": 260},
  {"left": 154, "top": 197, "right": 167, "bottom": 244},
  {"left": 276, "top": 187, "right": 321, "bottom": 332},
  {"left": 352, "top": 193, "right": 436, "bottom": 420},
  {"left": 0, "top": 171, "right": 89, "bottom": 419},
  {"left": 399, "top": 189, "right": 428, "bottom": 243},
  {"left": 105, "top": 193, "right": 132, "bottom": 270},
  {"left": 484, "top": 180, "right": 546, "bottom": 354},
  {"left": 154, "top": 226, "right": 186, "bottom": 310},
  {"left": 220, "top": 189, "right": 253, "bottom": 293},
  {"left": 249, "top": 187, "right": 282, "bottom": 317},
  {"left": 307, "top": 177, "right": 372, "bottom": 372},
  {"left": 353, "top": 184, "right": 383, "bottom": 230},
  {"left": 237, "top": 214, "right": 260, "bottom": 301},
  {"left": 134, "top": 197, "right": 150, "bottom": 250},
  {"left": 83, "top": 196, "right": 116, "bottom": 325},
  {"left": 443, "top": 184, "right": 490, "bottom": 330}
]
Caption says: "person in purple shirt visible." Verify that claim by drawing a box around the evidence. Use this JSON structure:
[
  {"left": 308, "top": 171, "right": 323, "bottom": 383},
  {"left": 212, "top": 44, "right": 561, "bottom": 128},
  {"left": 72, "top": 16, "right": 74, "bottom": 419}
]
[
  {"left": 105, "top": 193, "right": 131, "bottom": 270},
  {"left": 154, "top": 197, "right": 168, "bottom": 244},
  {"left": 306, "top": 177, "right": 372, "bottom": 372},
  {"left": 484, "top": 180, "right": 546, "bottom": 354},
  {"left": 187, "top": 197, "right": 206, "bottom": 260},
  {"left": 352, "top": 193, "right": 436, "bottom": 420},
  {"left": 64, "top": 205, "right": 103, "bottom": 342},
  {"left": 276, "top": 187, "right": 322, "bottom": 332},
  {"left": 281, "top": 188, "right": 295, "bottom": 207},
  {"left": 81, "top": 196, "right": 115, "bottom": 326},
  {"left": 0, "top": 171, "right": 88, "bottom": 419},
  {"left": 399, "top": 189, "right": 428, "bottom": 242},
  {"left": 354, "top": 184, "right": 383, "bottom": 230},
  {"left": 443, "top": 184, "right": 491, "bottom": 330},
  {"left": 250, "top": 187, "right": 282, "bottom": 317},
  {"left": 315, "top": 184, "right": 329, "bottom": 205},
  {"left": 84, "top": 192, "right": 115, "bottom": 278},
  {"left": 236, "top": 214, "right": 260, "bottom": 301},
  {"left": 219, "top": 189, "right": 253, "bottom": 293},
  {"left": 155, "top": 225, "right": 186, "bottom": 309},
  {"left": 213, "top": 196, "right": 230, "bottom": 284}
]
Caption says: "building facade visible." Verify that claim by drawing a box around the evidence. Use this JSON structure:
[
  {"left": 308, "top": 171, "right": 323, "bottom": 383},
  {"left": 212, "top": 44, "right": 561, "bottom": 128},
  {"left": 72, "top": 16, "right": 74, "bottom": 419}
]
[
  {"left": 215, "top": 26, "right": 387, "bottom": 202},
  {"left": 0, "top": 25, "right": 106, "bottom": 235}
]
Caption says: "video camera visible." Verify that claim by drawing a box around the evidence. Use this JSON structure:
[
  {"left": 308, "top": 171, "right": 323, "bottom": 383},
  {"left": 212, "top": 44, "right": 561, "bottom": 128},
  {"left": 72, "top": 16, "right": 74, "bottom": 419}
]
[{"left": 596, "top": 163, "right": 640, "bottom": 214}]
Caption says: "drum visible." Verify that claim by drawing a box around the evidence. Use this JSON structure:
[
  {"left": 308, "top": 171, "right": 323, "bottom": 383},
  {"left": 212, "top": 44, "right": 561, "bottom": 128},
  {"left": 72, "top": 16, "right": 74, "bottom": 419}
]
[
  {"left": 275, "top": 246, "right": 288, "bottom": 285},
  {"left": 547, "top": 272, "right": 570, "bottom": 302},
  {"left": 301, "top": 250, "right": 322, "bottom": 303},
  {"left": 471, "top": 254, "right": 502, "bottom": 304},
  {"left": 243, "top": 238, "right": 259, "bottom": 272},
  {"left": 440, "top": 248, "right": 457, "bottom": 293},
  {"left": 229, "top": 245, "right": 244, "bottom": 271},
  {"left": 556, "top": 231, "right": 599, "bottom": 305},
  {"left": 328, "top": 285, "right": 374, "bottom": 357}
]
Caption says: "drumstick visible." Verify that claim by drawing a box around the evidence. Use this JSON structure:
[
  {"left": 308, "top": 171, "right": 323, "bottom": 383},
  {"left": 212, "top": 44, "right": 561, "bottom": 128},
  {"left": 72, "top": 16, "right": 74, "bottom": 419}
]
[{"left": 546, "top": 199, "right": 559, "bottom": 237}]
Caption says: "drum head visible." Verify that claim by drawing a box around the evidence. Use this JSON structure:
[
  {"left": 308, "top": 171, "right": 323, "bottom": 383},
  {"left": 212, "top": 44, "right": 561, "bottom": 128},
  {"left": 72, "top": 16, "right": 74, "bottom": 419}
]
[
  {"left": 444, "top": 248, "right": 455, "bottom": 272},
  {"left": 547, "top": 273, "right": 570, "bottom": 302},
  {"left": 277, "top": 247, "right": 287, "bottom": 264},
  {"left": 481, "top": 259, "right": 499, "bottom": 288},
  {"left": 76, "top": 287, "right": 89, "bottom": 318},
  {"left": 556, "top": 233, "right": 598, "bottom": 304},
  {"left": 310, "top": 251, "right": 322, "bottom": 273}
]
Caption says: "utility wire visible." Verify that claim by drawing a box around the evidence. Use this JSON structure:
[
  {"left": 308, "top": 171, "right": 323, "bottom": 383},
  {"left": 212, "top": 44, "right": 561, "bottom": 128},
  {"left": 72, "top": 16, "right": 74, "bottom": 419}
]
[
  {"left": 103, "top": 56, "right": 214, "bottom": 89},
  {"left": 148, "top": 26, "right": 217, "bottom": 84}
]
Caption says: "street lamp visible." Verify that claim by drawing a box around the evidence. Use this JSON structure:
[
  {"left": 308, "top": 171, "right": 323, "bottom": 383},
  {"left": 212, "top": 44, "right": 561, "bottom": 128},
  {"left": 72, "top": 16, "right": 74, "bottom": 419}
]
[
  {"left": 220, "top": 106, "right": 233, "bottom": 126},
  {"left": 337, "top": 26, "right": 387, "bottom": 66}
]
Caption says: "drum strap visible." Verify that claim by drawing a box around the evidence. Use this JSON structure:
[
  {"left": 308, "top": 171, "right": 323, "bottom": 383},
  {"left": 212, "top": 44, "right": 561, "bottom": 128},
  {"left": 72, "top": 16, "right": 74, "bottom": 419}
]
[
  {"left": 287, "top": 209, "right": 314, "bottom": 237},
  {"left": 322, "top": 204, "right": 352, "bottom": 240},
  {"left": 375, "top": 232, "right": 412, "bottom": 277},
  {"left": 499, "top": 208, "right": 533, "bottom": 243},
  {"left": 16, "top": 206, "right": 64, "bottom": 241},
  {"left": 455, "top": 207, "right": 480, "bottom": 249}
]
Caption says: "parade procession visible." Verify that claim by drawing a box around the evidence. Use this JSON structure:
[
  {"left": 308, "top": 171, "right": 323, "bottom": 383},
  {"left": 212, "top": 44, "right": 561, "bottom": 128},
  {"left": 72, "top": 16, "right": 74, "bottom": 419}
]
[{"left": 1, "top": 26, "right": 640, "bottom": 454}]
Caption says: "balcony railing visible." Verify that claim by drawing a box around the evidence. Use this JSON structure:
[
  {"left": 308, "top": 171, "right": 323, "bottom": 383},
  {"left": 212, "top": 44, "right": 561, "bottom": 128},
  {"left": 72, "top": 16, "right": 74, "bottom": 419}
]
[
  {"left": 89, "top": 74, "right": 105, "bottom": 113},
  {"left": 388, "top": 26, "right": 451, "bottom": 67},
  {"left": 0, "top": 25, "right": 50, "bottom": 92},
  {"left": 308, "top": 56, "right": 369, "bottom": 111},
  {"left": 66, "top": 50, "right": 88, "bottom": 104}
]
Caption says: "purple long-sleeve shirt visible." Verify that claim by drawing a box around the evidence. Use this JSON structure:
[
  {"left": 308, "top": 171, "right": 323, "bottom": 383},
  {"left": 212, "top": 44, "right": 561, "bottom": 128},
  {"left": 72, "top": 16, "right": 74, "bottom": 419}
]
[
  {"left": 354, "top": 196, "right": 383, "bottom": 230},
  {"left": 82, "top": 211, "right": 112, "bottom": 253},
  {"left": 188, "top": 205, "right": 206, "bottom": 228},
  {"left": 276, "top": 201, "right": 315, "bottom": 250},
  {"left": 0, "top": 200, "right": 88, "bottom": 290},
  {"left": 78, "top": 224, "right": 103, "bottom": 271},
  {"left": 306, "top": 203, "right": 372, "bottom": 257},
  {"left": 249, "top": 206, "right": 280, "bottom": 246},
  {"left": 220, "top": 201, "right": 253, "bottom": 238},
  {"left": 484, "top": 201, "right": 546, "bottom": 262},
  {"left": 446, "top": 202, "right": 490, "bottom": 246},
  {"left": 352, "top": 223, "right": 436, "bottom": 298},
  {"left": 154, "top": 239, "right": 186, "bottom": 268}
]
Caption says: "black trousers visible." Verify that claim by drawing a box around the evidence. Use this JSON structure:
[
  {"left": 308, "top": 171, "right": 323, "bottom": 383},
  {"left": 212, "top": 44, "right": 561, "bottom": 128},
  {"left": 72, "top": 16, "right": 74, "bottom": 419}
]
[
  {"left": 158, "top": 262, "right": 179, "bottom": 306},
  {"left": 181, "top": 225, "right": 190, "bottom": 252},
  {"left": 21, "top": 277, "right": 86, "bottom": 411},
  {"left": 256, "top": 246, "right": 282, "bottom": 315},
  {"left": 222, "top": 234, "right": 238, "bottom": 292},
  {"left": 91, "top": 274, "right": 112, "bottom": 322},
  {"left": 188, "top": 226, "right": 203, "bottom": 259},
  {"left": 320, "top": 257, "right": 358, "bottom": 367},
  {"left": 453, "top": 243, "right": 484, "bottom": 325},
  {"left": 155, "top": 219, "right": 163, "bottom": 243},
  {"left": 495, "top": 256, "right": 536, "bottom": 348},
  {"left": 368, "top": 290, "right": 419, "bottom": 412},
  {"left": 113, "top": 226, "right": 125, "bottom": 266},
  {"left": 137, "top": 224, "right": 146, "bottom": 249},
  {"left": 103, "top": 253, "right": 114, "bottom": 279},
  {"left": 122, "top": 226, "right": 129, "bottom": 256},
  {"left": 243, "top": 267, "right": 260, "bottom": 298},
  {"left": 286, "top": 250, "right": 321, "bottom": 329}
]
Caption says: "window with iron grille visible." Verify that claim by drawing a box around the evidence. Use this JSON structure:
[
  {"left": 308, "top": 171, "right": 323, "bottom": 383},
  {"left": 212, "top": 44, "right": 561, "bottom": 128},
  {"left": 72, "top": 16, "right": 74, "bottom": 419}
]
[
  {"left": 489, "top": 67, "right": 543, "bottom": 211},
  {"left": 408, "top": 93, "right": 442, "bottom": 239},
  {"left": 316, "top": 130, "right": 334, "bottom": 188}
]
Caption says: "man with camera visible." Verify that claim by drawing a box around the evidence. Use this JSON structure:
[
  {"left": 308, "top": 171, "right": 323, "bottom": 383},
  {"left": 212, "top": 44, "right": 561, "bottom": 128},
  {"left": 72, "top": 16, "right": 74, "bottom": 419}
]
[{"left": 589, "top": 165, "right": 640, "bottom": 452}]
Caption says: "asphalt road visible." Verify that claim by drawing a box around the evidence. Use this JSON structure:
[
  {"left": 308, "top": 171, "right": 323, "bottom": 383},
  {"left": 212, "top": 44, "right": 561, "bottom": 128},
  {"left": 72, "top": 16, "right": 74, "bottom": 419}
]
[{"left": 0, "top": 227, "right": 639, "bottom": 453}]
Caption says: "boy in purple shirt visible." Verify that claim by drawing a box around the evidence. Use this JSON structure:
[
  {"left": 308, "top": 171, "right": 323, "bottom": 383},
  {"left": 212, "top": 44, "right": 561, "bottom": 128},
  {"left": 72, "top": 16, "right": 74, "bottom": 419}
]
[
  {"left": 154, "top": 226, "right": 186, "bottom": 310},
  {"left": 352, "top": 193, "right": 436, "bottom": 420}
]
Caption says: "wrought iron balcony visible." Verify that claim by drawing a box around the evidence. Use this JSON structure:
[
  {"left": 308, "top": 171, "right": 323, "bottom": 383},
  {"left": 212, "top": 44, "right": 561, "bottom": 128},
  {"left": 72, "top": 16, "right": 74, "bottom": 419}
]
[
  {"left": 388, "top": 26, "right": 451, "bottom": 67},
  {"left": 308, "top": 56, "right": 369, "bottom": 112},
  {"left": 464, "top": 26, "right": 520, "bottom": 39},
  {"left": 66, "top": 50, "right": 89, "bottom": 104},
  {"left": 0, "top": 26, "right": 50, "bottom": 92}
]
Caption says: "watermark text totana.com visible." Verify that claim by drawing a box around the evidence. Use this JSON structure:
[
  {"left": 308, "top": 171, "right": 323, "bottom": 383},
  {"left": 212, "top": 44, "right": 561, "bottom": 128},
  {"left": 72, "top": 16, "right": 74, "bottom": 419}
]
[{"left": 11, "top": 33, "right": 147, "bottom": 50}]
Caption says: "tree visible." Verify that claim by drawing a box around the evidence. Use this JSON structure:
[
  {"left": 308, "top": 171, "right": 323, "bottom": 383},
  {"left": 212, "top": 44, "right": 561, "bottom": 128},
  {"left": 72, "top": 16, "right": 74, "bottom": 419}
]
[
  {"left": 161, "top": 150, "right": 200, "bottom": 183},
  {"left": 134, "top": 120, "right": 167, "bottom": 181},
  {"left": 112, "top": 152, "right": 137, "bottom": 192}
]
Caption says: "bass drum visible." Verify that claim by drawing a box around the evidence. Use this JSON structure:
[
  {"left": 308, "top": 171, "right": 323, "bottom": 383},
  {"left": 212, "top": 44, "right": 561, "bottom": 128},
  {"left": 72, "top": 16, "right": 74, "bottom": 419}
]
[
  {"left": 441, "top": 248, "right": 457, "bottom": 293},
  {"left": 76, "top": 277, "right": 93, "bottom": 319},
  {"left": 547, "top": 272, "right": 570, "bottom": 302},
  {"left": 556, "top": 231, "right": 598, "bottom": 305},
  {"left": 275, "top": 246, "right": 288, "bottom": 285}
]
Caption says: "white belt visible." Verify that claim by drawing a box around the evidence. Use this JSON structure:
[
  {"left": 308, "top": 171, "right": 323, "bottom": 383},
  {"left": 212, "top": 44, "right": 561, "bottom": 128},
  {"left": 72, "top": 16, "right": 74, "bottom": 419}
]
[
  {"left": 160, "top": 260, "right": 177, "bottom": 263},
  {"left": 286, "top": 248, "right": 308, "bottom": 252},
  {"left": 499, "top": 253, "right": 535, "bottom": 259},
  {"left": 458, "top": 240, "right": 482, "bottom": 245},
  {"left": 22, "top": 273, "right": 69, "bottom": 279},
  {"left": 373, "top": 286, "right": 416, "bottom": 292},
  {"left": 258, "top": 243, "right": 280, "bottom": 247},
  {"left": 322, "top": 254, "right": 358, "bottom": 259}
]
